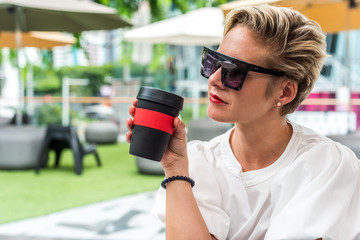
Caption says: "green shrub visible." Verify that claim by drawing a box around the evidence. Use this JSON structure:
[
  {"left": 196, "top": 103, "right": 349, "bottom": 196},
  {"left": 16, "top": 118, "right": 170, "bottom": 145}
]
[
  {"left": 33, "top": 66, "right": 61, "bottom": 95},
  {"left": 35, "top": 104, "right": 62, "bottom": 126},
  {"left": 34, "top": 104, "right": 80, "bottom": 126},
  {"left": 57, "top": 66, "right": 108, "bottom": 96}
]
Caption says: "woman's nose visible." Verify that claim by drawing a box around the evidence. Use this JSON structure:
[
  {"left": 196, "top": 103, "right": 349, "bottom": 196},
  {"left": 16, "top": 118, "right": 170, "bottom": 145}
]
[{"left": 208, "top": 68, "right": 225, "bottom": 89}]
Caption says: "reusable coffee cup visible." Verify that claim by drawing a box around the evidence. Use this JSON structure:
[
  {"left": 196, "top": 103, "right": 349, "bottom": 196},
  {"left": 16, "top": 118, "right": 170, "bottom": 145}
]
[{"left": 129, "top": 86, "right": 184, "bottom": 161}]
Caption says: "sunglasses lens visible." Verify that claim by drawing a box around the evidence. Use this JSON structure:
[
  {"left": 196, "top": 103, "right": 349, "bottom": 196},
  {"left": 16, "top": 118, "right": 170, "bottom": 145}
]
[
  {"left": 222, "top": 65, "right": 247, "bottom": 90},
  {"left": 201, "top": 50, "right": 219, "bottom": 78}
]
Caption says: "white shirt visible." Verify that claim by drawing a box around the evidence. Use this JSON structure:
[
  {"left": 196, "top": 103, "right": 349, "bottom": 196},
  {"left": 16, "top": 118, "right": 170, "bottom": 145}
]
[{"left": 152, "top": 121, "right": 360, "bottom": 240}]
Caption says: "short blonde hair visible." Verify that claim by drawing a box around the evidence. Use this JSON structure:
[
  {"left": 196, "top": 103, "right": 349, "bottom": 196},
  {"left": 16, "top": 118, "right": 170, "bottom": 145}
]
[{"left": 224, "top": 5, "right": 327, "bottom": 115}]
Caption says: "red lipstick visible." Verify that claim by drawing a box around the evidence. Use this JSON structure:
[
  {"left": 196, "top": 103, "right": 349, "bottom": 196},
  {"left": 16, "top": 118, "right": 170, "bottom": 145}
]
[{"left": 209, "top": 94, "right": 227, "bottom": 104}]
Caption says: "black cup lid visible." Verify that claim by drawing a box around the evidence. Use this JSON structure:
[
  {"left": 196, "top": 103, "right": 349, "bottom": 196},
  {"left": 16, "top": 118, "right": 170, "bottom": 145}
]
[{"left": 136, "top": 86, "right": 184, "bottom": 110}]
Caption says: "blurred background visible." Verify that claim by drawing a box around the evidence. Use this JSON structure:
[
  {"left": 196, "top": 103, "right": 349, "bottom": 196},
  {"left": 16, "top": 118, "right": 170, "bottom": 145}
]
[{"left": 1, "top": 0, "right": 360, "bottom": 238}]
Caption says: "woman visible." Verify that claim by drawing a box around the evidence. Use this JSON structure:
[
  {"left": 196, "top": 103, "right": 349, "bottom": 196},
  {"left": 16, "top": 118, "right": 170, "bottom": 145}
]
[{"left": 127, "top": 5, "right": 360, "bottom": 240}]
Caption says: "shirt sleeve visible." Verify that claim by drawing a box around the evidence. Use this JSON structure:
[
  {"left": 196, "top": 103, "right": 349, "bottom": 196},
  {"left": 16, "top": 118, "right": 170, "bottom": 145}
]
[
  {"left": 265, "top": 141, "right": 360, "bottom": 240},
  {"left": 151, "top": 140, "right": 231, "bottom": 240}
]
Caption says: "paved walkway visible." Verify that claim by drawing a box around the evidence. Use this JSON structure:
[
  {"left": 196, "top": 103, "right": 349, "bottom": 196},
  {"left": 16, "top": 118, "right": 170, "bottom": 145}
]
[{"left": 0, "top": 191, "right": 165, "bottom": 240}]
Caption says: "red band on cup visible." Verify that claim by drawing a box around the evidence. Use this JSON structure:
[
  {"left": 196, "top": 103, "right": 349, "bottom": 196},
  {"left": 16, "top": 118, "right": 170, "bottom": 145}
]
[{"left": 133, "top": 108, "right": 175, "bottom": 134}]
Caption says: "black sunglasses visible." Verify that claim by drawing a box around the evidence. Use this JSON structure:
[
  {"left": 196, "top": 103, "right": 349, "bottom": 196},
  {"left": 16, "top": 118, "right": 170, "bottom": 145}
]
[{"left": 201, "top": 47, "right": 284, "bottom": 91}]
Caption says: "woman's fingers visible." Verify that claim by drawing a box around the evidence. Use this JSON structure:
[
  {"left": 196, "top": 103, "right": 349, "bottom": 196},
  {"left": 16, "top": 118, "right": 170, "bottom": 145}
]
[
  {"left": 128, "top": 105, "right": 135, "bottom": 117},
  {"left": 125, "top": 120, "right": 132, "bottom": 143},
  {"left": 126, "top": 99, "right": 138, "bottom": 144},
  {"left": 126, "top": 100, "right": 138, "bottom": 144},
  {"left": 125, "top": 131, "right": 132, "bottom": 144},
  {"left": 128, "top": 99, "right": 137, "bottom": 117},
  {"left": 126, "top": 118, "right": 133, "bottom": 132}
]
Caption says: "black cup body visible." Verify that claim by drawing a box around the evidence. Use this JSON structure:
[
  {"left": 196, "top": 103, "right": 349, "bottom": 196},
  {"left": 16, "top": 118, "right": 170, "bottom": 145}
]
[{"left": 129, "top": 87, "right": 183, "bottom": 161}]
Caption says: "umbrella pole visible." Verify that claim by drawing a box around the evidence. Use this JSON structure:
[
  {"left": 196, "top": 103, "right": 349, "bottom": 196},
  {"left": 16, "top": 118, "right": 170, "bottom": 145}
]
[
  {"left": 26, "top": 63, "right": 34, "bottom": 117},
  {"left": 62, "top": 77, "right": 70, "bottom": 126},
  {"left": 15, "top": 7, "right": 23, "bottom": 126}
]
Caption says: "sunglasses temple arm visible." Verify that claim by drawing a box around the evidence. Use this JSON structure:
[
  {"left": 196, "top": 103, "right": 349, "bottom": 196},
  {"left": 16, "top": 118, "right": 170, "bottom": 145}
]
[{"left": 250, "top": 65, "right": 284, "bottom": 76}]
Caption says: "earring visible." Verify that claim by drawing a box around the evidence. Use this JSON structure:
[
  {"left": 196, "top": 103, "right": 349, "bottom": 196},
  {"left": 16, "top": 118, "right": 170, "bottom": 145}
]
[{"left": 276, "top": 102, "right": 281, "bottom": 107}]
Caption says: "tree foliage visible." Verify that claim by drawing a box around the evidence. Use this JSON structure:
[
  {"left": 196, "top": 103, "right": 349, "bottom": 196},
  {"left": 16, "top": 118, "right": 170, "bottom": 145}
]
[{"left": 95, "top": 0, "right": 227, "bottom": 21}]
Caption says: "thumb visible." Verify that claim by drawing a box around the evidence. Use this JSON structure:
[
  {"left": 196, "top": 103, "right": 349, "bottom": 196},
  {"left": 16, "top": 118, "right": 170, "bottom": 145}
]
[
  {"left": 173, "top": 117, "right": 187, "bottom": 141},
  {"left": 164, "top": 116, "right": 188, "bottom": 160}
]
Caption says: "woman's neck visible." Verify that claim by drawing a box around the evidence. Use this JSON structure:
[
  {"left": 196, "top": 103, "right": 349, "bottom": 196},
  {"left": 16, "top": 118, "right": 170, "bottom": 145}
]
[{"left": 230, "top": 118, "right": 293, "bottom": 172}]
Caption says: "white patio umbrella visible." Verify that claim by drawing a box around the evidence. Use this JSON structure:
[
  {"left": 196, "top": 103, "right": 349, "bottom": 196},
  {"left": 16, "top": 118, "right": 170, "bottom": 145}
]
[
  {"left": 123, "top": 7, "right": 224, "bottom": 46},
  {"left": 0, "top": 0, "right": 132, "bottom": 125}
]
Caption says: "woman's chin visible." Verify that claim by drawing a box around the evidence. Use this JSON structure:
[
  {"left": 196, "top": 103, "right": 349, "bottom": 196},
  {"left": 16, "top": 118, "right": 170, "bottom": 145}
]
[{"left": 207, "top": 109, "right": 231, "bottom": 123}]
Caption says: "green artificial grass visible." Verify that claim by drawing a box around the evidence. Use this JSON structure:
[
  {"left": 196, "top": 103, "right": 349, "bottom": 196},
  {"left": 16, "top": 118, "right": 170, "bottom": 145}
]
[{"left": 0, "top": 143, "right": 164, "bottom": 224}]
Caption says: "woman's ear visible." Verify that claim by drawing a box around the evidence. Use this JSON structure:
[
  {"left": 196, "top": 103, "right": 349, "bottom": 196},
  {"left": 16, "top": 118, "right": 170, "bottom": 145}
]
[{"left": 277, "top": 80, "right": 298, "bottom": 105}]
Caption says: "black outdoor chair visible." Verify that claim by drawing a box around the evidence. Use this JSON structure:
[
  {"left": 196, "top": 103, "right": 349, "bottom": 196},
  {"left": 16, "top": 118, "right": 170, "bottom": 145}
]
[{"left": 35, "top": 125, "right": 101, "bottom": 175}]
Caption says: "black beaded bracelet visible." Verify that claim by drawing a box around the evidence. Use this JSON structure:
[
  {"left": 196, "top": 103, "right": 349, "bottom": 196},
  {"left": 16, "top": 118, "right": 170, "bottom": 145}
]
[{"left": 161, "top": 175, "right": 195, "bottom": 189}]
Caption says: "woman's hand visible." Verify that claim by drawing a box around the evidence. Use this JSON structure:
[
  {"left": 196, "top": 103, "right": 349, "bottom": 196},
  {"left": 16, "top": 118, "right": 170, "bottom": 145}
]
[{"left": 126, "top": 100, "right": 189, "bottom": 177}]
